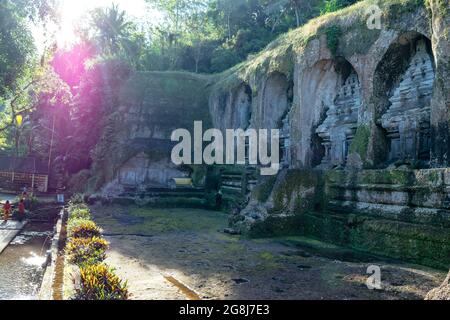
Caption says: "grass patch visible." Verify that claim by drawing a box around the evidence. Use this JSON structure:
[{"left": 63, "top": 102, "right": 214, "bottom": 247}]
[{"left": 93, "top": 207, "right": 229, "bottom": 236}]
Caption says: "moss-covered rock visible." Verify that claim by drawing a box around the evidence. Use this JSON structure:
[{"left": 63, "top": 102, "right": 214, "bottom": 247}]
[
  {"left": 349, "top": 125, "right": 371, "bottom": 166},
  {"left": 270, "top": 170, "right": 323, "bottom": 214}
]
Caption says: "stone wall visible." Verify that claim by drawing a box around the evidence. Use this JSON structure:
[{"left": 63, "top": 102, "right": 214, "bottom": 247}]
[{"left": 237, "top": 168, "right": 450, "bottom": 269}]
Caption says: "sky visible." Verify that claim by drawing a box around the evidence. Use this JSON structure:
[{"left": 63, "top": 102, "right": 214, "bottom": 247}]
[{"left": 33, "top": 0, "right": 163, "bottom": 51}]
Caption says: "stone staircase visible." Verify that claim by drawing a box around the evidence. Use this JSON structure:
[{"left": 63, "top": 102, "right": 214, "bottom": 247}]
[
  {"left": 113, "top": 186, "right": 207, "bottom": 208},
  {"left": 220, "top": 166, "right": 259, "bottom": 211}
]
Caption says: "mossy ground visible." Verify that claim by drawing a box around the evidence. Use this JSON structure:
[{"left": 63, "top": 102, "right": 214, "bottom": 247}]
[
  {"left": 92, "top": 206, "right": 228, "bottom": 236},
  {"left": 89, "top": 205, "right": 445, "bottom": 300}
]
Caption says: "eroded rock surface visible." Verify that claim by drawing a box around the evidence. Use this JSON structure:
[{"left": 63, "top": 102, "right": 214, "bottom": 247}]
[{"left": 426, "top": 271, "right": 450, "bottom": 300}]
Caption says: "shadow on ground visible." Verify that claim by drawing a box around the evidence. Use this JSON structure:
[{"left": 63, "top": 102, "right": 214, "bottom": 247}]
[{"left": 90, "top": 204, "right": 446, "bottom": 300}]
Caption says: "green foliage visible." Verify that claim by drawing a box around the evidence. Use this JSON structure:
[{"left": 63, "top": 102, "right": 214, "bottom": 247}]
[
  {"left": 0, "top": 0, "right": 57, "bottom": 96},
  {"left": 68, "top": 219, "right": 102, "bottom": 239},
  {"left": 69, "top": 193, "right": 86, "bottom": 206},
  {"left": 89, "top": 4, "right": 135, "bottom": 57},
  {"left": 320, "top": 0, "right": 360, "bottom": 14},
  {"left": 75, "top": 264, "right": 129, "bottom": 300},
  {"left": 0, "top": 3, "right": 34, "bottom": 96},
  {"left": 69, "top": 208, "right": 92, "bottom": 221},
  {"left": 68, "top": 202, "right": 89, "bottom": 213},
  {"left": 64, "top": 199, "right": 129, "bottom": 300},
  {"left": 324, "top": 25, "right": 342, "bottom": 56},
  {"left": 138, "top": 0, "right": 360, "bottom": 73},
  {"left": 349, "top": 125, "right": 370, "bottom": 162},
  {"left": 66, "top": 237, "right": 109, "bottom": 267},
  {"left": 384, "top": 0, "right": 427, "bottom": 28}
]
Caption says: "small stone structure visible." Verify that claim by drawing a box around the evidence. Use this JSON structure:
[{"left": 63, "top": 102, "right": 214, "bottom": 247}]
[
  {"left": 380, "top": 40, "right": 435, "bottom": 164},
  {"left": 316, "top": 70, "right": 362, "bottom": 168}
]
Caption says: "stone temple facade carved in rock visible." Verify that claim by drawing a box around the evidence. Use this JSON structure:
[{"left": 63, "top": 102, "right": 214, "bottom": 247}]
[
  {"left": 316, "top": 70, "right": 362, "bottom": 168},
  {"left": 380, "top": 40, "right": 435, "bottom": 165}
]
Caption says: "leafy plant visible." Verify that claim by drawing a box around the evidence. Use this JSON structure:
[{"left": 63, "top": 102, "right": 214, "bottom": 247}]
[
  {"left": 320, "top": 0, "right": 358, "bottom": 15},
  {"left": 69, "top": 193, "right": 86, "bottom": 206},
  {"left": 68, "top": 201, "right": 89, "bottom": 212},
  {"left": 66, "top": 237, "right": 109, "bottom": 267},
  {"left": 75, "top": 264, "right": 129, "bottom": 300},
  {"left": 325, "top": 25, "right": 342, "bottom": 56},
  {"left": 69, "top": 207, "right": 92, "bottom": 221},
  {"left": 68, "top": 219, "right": 102, "bottom": 239}
]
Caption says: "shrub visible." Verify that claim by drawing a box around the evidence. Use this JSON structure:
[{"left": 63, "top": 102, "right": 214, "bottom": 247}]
[
  {"left": 69, "top": 207, "right": 91, "bottom": 221},
  {"left": 66, "top": 237, "right": 109, "bottom": 267},
  {"left": 68, "top": 202, "right": 89, "bottom": 214},
  {"left": 75, "top": 264, "right": 129, "bottom": 300},
  {"left": 68, "top": 219, "right": 102, "bottom": 239},
  {"left": 22, "top": 193, "right": 39, "bottom": 210},
  {"left": 69, "top": 193, "right": 85, "bottom": 206},
  {"left": 325, "top": 25, "right": 342, "bottom": 56}
]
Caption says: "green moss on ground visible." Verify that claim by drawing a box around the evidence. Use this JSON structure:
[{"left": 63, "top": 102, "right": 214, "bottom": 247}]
[
  {"left": 93, "top": 207, "right": 229, "bottom": 236},
  {"left": 248, "top": 215, "right": 305, "bottom": 238}
]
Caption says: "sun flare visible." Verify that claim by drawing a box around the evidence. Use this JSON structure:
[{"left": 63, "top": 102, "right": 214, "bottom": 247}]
[{"left": 54, "top": 0, "right": 153, "bottom": 48}]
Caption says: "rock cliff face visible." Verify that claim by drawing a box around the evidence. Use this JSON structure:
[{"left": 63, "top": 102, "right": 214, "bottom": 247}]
[
  {"left": 85, "top": 0, "right": 450, "bottom": 271},
  {"left": 206, "top": 0, "right": 450, "bottom": 269},
  {"left": 87, "top": 71, "right": 213, "bottom": 195}
]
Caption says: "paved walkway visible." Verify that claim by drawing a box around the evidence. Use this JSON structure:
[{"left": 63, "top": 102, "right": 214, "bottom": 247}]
[{"left": 0, "top": 221, "right": 27, "bottom": 254}]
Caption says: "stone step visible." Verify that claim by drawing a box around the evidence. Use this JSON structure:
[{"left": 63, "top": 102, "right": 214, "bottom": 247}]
[
  {"left": 328, "top": 200, "right": 450, "bottom": 228},
  {"left": 221, "top": 185, "right": 243, "bottom": 194}
]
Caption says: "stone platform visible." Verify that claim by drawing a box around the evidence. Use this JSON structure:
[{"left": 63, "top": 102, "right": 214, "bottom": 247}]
[
  {"left": 241, "top": 168, "right": 450, "bottom": 269},
  {"left": 0, "top": 221, "right": 27, "bottom": 254}
]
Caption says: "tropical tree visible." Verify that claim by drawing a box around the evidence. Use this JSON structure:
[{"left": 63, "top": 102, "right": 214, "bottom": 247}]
[
  {"left": 90, "top": 4, "right": 133, "bottom": 56},
  {"left": 0, "top": 0, "right": 58, "bottom": 153}
]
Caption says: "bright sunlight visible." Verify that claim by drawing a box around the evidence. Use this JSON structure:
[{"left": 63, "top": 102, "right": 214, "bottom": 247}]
[{"left": 36, "top": 0, "right": 161, "bottom": 49}]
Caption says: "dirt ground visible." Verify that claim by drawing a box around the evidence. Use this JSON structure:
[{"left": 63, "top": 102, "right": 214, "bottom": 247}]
[{"left": 90, "top": 204, "right": 446, "bottom": 300}]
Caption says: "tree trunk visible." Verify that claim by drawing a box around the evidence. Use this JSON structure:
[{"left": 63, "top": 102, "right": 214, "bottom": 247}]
[
  {"left": 294, "top": 6, "right": 300, "bottom": 27},
  {"left": 227, "top": 12, "right": 231, "bottom": 39}
]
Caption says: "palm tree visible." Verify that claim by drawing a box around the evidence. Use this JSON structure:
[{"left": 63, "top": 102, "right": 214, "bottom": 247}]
[
  {"left": 266, "top": 0, "right": 314, "bottom": 28},
  {"left": 91, "top": 4, "right": 132, "bottom": 55}
]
